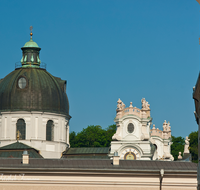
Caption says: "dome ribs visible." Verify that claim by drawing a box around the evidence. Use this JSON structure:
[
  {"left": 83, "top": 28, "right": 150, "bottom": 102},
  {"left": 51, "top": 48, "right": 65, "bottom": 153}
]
[{"left": 0, "top": 68, "right": 69, "bottom": 116}]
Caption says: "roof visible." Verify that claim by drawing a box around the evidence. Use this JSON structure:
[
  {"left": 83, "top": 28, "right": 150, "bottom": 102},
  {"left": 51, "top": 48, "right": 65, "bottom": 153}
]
[
  {"left": 62, "top": 147, "right": 110, "bottom": 159},
  {"left": 0, "top": 141, "right": 34, "bottom": 150},
  {"left": 0, "top": 142, "right": 43, "bottom": 158},
  {"left": 0, "top": 67, "right": 70, "bottom": 116},
  {"left": 64, "top": 155, "right": 109, "bottom": 159},
  {"left": 0, "top": 158, "right": 196, "bottom": 172},
  {"left": 0, "top": 150, "right": 42, "bottom": 158},
  {"left": 23, "top": 39, "right": 39, "bottom": 48},
  {"left": 65, "top": 147, "right": 110, "bottom": 154}
]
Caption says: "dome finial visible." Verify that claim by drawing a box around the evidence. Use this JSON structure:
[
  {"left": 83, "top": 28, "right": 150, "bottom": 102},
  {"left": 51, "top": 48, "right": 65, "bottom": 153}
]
[{"left": 30, "top": 26, "right": 33, "bottom": 39}]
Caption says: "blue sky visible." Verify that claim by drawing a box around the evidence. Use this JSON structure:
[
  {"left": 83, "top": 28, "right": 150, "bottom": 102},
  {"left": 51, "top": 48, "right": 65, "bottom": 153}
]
[{"left": 0, "top": 0, "right": 199, "bottom": 138}]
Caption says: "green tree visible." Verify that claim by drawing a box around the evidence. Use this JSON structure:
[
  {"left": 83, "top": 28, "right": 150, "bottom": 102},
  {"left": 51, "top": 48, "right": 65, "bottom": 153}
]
[
  {"left": 171, "top": 136, "right": 184, "bottom": 160},
  {"left": 69, "top": 131, "right": 77, "bottom": 148},
  {"left": 189, "top": 131, "right": 198, "bottom": 163},
  {"left": 105, "top": 124, "right": 117, "bottom": 147},
  {"left": 69, "top": 124, "right": 116, "bottom": 148},
  {"left": 171, "top": 132, "right": 198, "bottom": 163}
]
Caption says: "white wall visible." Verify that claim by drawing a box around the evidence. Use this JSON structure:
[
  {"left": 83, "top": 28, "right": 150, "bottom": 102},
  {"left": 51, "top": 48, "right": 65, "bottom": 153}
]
[{"left": 0, "top": 111, "right": 70, "bottom": 158}]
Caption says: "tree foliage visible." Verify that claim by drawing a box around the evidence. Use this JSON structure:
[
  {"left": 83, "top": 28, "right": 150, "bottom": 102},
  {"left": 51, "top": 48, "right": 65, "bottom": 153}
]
[
  {"left": 171, "top": 131, "right": 198, "bottom": 163},
  {"left": 189, "top": 131, "right": 198, "bottom": 163},
  {"left": 69, "top": 124, "right": 116, "bottom": 148},
  {"left": 171, "top": 136, "right": 185, "bottom": 160}
]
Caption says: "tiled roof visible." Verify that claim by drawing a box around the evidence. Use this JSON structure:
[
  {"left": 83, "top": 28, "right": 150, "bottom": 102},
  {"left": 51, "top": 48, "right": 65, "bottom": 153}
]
[
  {"left": 65, "top": 147, "right": 110, "bottom": 155},
  {"left": 0, "top": 142, "right": 35, "bottom": 150},
  {"left": 0, "top": 142, "right": 43, "bottom": 158},
  {"left": 0, "top": 158, "right": 197, "bottom": 172},
  {"left": 0, "top": 150, "right": 43, "bottom": 158},
  {"left": 64, "top": 155, "right": 109, "bottom": 159}
]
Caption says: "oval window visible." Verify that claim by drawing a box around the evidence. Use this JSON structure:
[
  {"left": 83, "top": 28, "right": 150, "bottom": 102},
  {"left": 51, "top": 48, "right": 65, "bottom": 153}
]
[
  {"left": 127, "top": 123, "right": 134, "bottom": 133},
  {"left": 18, "top": 77, "right": 27, "bottom": 89}
]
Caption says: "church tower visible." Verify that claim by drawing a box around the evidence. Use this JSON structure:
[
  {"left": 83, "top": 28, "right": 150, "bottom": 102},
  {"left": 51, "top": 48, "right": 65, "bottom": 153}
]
[{"left": 110, "top": 98, "right": 173, "bottom": 161}]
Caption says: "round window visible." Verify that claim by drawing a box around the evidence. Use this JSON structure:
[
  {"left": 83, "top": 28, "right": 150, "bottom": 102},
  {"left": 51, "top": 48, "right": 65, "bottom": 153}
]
[
  {"left": 18, "top": 77, "right": 27, "bottom": 89},
  {"left": 127, "top": 123, "right": 134, "bottom": 133}
]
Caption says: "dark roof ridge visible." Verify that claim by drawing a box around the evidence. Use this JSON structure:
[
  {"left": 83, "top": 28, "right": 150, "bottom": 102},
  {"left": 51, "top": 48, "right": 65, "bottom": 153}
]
[{"left": 0, "top": 141, "right": 38, "bottom": 151}]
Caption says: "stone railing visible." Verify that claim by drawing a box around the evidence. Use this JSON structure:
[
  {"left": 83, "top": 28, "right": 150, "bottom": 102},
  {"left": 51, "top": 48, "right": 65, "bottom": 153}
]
[
  {"left": 150, "top": 128, "right": 163, "bottom": 138},
  {"left": 116, "top": 107, "right": 150, "bottom": 119},
  {"left": 115, "top": 99, "right": 151, "bottom": 119},
  {"left": 15, "top": 61, "right": 46, "bottom": 69},
  {"left": 122, "top": 107, "right": 141, "bottom": 117}
]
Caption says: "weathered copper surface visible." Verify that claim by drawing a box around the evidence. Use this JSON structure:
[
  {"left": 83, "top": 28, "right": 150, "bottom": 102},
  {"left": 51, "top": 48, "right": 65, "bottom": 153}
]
[{"left": 0, "top": 67, "right": 69, "bottom": 116}]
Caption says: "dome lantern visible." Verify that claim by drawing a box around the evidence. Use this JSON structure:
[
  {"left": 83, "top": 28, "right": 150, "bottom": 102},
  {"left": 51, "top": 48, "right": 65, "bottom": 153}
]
[{"left": 20, "top": 26, "right": 41, "bottom": 68}]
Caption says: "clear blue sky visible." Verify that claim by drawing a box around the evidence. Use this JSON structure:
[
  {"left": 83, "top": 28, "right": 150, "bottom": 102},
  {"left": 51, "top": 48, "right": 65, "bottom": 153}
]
[{"left": 0, "top": 0, "right": 199, "bottom": 138}]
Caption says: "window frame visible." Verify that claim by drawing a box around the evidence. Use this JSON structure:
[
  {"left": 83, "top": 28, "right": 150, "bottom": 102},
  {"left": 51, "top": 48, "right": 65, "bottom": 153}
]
[
  {"left": 127, "top": 123, "right": 134, "bottom": 134},
  {"left": 46, "top": 120, "right": 54, "bottom": 141},
  {"left": 17, "top": 76, "right": 28, "bottom": 89},
  {"left": 16, "top": 119, "right": 26, "bottom": 140}
]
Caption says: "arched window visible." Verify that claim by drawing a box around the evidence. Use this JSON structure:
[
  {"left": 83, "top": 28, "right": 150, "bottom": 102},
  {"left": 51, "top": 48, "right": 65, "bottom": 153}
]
[
  {"left": 46, "top": 120, "right": 54, "bottom": 141},
  {"left": 16, "top": 119, "right": 26, "bottom": 140}
]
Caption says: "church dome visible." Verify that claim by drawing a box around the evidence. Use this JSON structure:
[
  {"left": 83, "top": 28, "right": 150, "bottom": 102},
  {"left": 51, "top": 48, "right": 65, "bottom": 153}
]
[
  {"left": 0, "top": 32, "right": 70, "bottom": 116},
  {"left": 23, "top": 39, "right": 39, "bottom": 48},
  {"left": 0, "top": 68, "right": 69, "bottom": 116}
]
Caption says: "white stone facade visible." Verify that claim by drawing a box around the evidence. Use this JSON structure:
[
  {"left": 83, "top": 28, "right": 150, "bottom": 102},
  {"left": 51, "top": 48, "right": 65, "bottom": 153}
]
[
  {"left": 0, "top": 111, "right": 70, "bottom": 158},
  {"left": 151, "top": 121, "right": 173, "bottom": 160},
  {"left": 110, "top": 98, "right": 173, "bottom": 161}
]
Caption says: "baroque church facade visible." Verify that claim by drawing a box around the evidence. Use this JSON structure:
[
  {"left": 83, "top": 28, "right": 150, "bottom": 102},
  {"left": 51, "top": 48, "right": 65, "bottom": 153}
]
[{"left": 110, "top": 98, "right": 173, "bottom": 161}]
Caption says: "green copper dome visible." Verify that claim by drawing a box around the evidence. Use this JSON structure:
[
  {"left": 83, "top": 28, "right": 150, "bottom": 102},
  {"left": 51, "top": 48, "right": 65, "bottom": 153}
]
[
  {"left": 0, "top": 67, "right": 70, "bottom": 117},
  {"left": 23, "top": 39, "right": 39, "bottom": 48}
]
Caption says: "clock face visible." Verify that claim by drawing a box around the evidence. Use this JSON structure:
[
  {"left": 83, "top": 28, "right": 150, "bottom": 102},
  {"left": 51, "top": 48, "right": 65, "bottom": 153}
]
[{"left": 120, "top": 148, "right": 140, "bottom": 160}]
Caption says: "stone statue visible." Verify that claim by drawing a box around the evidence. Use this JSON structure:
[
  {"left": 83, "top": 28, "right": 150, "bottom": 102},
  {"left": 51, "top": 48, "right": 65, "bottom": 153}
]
[
  {"left": 163, "top": 120, "right": 168, "bottom": 131},
  {"left": 167, "top": 121, "right": 171, "bottom": 131},
  {"left": 116, "top": 98, "right": 125, "bottom": 111},
  {"left": 178, "top": 152, "right": 182, "bottom": 159},
  {"left": 184, "top": 136, "right": 190, "bottom": 154},
  {"left": 141, "top": 98, "right": 150, "bottom": 110},
  {"left": 121, "top": 102, "right": 125, "bottom": 109},
  {"left": 117, "top": 98, "right": 122, "bottom": 110}
]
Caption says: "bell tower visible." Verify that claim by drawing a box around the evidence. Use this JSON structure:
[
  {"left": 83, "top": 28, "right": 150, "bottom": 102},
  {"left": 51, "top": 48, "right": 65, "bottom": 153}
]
[
  {"left": 110, "top": 98, "right": 173, "bottom": 161},
  {"left": 110, "top": 98, "right": 152, "bottom": 160}
]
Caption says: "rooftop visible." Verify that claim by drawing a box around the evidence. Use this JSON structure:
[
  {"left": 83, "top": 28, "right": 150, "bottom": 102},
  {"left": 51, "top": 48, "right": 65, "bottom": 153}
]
[{"left": 0, "top": 158, "right": 196, "bottom": 172}]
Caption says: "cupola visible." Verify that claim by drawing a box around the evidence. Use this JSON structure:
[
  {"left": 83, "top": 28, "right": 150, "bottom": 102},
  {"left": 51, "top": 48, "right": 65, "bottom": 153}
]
[{"left": 20, "top": 26, "right": 41, "bottom": 68}]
